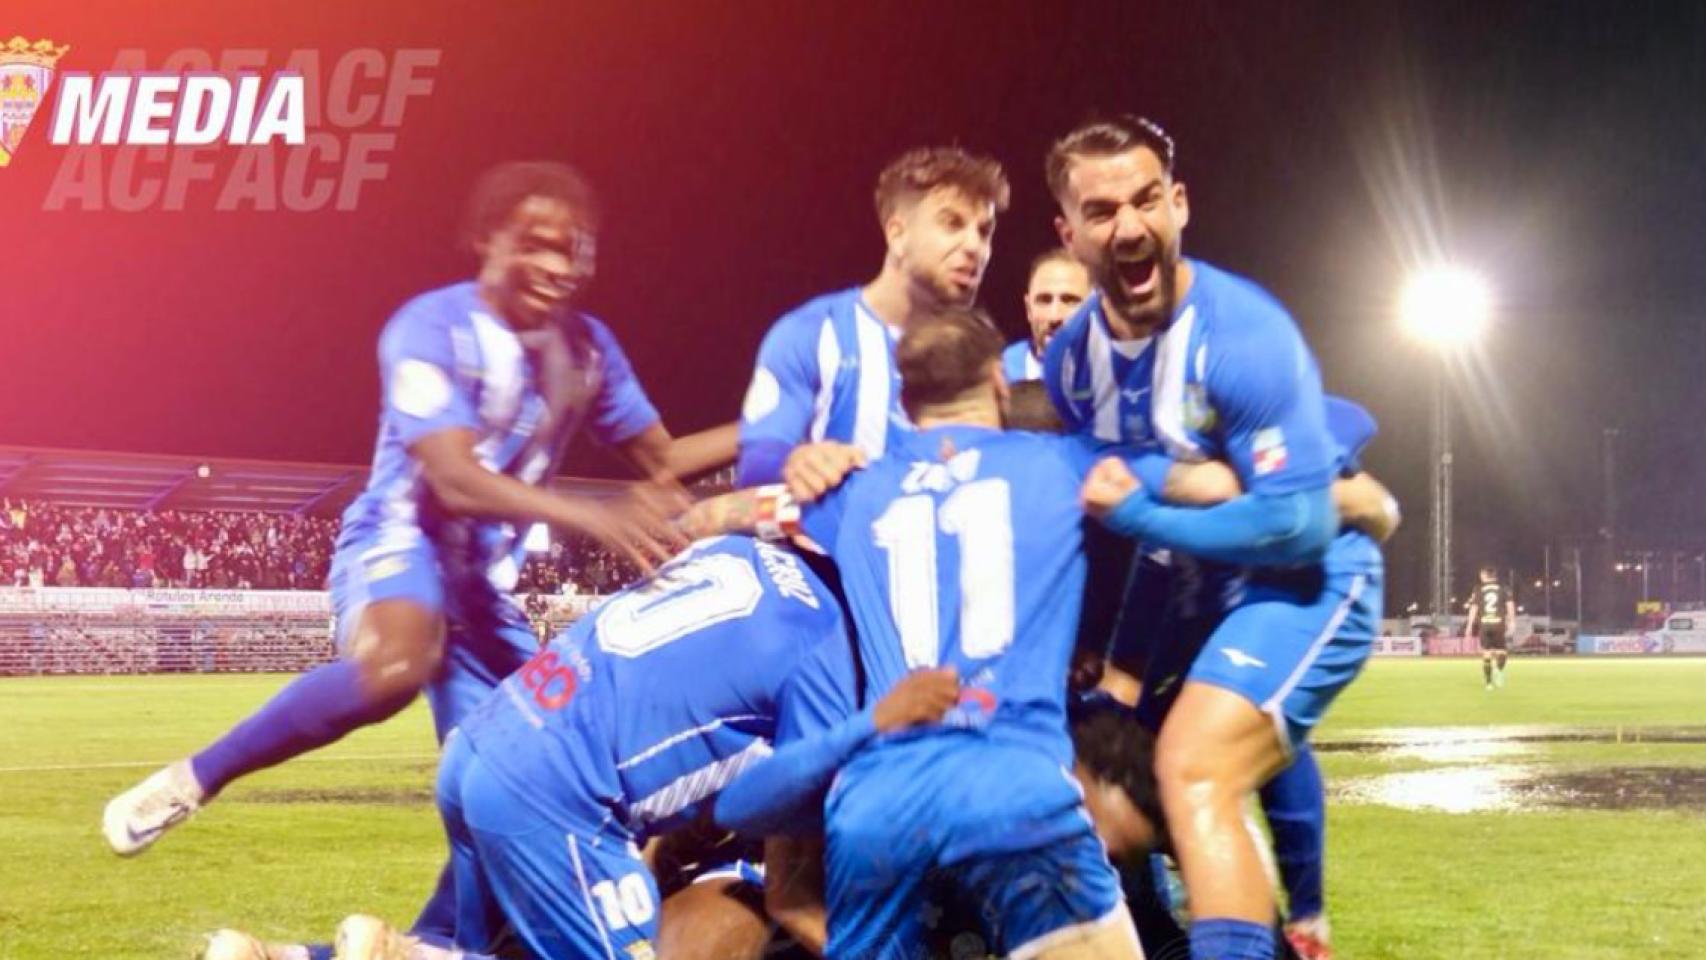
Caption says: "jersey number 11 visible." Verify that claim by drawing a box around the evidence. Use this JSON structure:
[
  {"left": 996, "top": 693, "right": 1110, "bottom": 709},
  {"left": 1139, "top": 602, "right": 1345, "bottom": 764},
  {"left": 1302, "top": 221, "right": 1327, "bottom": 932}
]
[{"left": 871, "top": 478, "right": 1015, "bottom": 669}]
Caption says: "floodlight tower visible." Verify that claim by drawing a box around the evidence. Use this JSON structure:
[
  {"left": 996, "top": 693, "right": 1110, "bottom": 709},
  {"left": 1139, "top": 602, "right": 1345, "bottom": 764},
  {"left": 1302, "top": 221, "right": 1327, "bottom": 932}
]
[{"left": 1400, "top": 265, "right": 1491, "bottom": 625}]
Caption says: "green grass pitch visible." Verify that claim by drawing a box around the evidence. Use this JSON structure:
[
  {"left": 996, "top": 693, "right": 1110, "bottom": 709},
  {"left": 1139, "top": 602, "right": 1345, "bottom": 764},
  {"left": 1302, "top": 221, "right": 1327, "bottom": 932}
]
[{"left": 3, "top": 658, "right": 1703, "bottom": 958}]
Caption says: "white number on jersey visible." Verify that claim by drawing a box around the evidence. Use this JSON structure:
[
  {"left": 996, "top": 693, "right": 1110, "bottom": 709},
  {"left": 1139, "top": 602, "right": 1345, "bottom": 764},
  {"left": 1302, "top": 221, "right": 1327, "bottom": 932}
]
[
  {"left": 595, "top": 552, "right": 764, "bottom": 658},
  {"left": 870, "top": 478, "right": 1015, "bottom": 667},
  {"left": 589, "top": 872, "right": 655, "bottom": 929}
]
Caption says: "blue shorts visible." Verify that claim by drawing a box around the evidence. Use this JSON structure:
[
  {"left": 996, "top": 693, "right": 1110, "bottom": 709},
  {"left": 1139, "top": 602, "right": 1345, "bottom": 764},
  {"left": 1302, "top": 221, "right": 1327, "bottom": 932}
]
[
  {"left": 331, "top": 539, "right": 536, "bottom": 742},
  {"left": 437, "top": 732, "right": 658, "bottom": 960},
  {"left": 1143, "top": 562, "right": 1380, "bottom": 750},
  {"left": 823, "top": 734, "right": 1123, "bottom": 959}
]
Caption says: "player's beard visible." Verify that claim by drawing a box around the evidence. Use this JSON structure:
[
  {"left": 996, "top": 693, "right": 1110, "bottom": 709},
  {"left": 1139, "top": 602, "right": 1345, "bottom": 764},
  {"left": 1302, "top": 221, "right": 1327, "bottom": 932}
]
[
  {"left": 1098, "top": 248, "right": 1178, "bottom": 333},
  {"left": 929, "top": 268, "right": 979, "bottom": 309}
]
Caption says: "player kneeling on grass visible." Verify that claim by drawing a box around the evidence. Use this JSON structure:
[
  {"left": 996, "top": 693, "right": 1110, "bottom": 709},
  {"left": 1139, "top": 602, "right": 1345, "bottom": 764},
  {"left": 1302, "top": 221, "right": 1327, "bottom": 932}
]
[{"left": 204, "top": 535, "right": 957, "bottom": 960}]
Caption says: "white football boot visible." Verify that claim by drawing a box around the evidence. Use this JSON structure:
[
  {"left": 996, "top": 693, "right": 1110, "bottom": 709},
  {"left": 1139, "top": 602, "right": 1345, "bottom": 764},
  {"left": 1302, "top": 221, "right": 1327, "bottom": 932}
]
[{"left": 103, "top": 758, "right": 205, "bottom": 856}]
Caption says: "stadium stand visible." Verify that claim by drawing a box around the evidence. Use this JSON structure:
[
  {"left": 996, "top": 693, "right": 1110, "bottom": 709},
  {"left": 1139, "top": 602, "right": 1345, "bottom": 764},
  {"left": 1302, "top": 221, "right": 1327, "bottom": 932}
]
[
  {"left": 1, "top": 498, "right": 639, "bottom": 595},
  {"left": 0, "top": 446, "right": 670, "bottom": 675}
]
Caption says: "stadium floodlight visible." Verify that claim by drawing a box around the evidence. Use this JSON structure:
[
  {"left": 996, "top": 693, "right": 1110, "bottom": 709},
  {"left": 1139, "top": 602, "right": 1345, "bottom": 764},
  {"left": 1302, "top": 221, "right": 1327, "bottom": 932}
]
[
  {"left": 1399, "top": 264, "right": 1491, "bottom": 349},
  {"left": 1405, "top": 263, "right": 1493, "bottom": 626},
  {"left": 524, "top": 523, "right": 550, "bottom": 554}
]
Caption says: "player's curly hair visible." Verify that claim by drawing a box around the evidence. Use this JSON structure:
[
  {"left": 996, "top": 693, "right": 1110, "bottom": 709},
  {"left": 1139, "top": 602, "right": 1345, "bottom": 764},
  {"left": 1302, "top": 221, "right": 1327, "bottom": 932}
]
[
  {"left": 1070, "top": 695, "right": 1170, "bottom": 853},
  {"left": 873, "top": 146, "right": 1011, "bottom": 224},
  {"left": 1045, "top": 114, "right": 1176, "bottom": 201},
  {"left": 895, "top": 306, "right": 1005, "bottom": 418},
  {"left": 464, "top": 161, "right": 601, "bottom": 250}
]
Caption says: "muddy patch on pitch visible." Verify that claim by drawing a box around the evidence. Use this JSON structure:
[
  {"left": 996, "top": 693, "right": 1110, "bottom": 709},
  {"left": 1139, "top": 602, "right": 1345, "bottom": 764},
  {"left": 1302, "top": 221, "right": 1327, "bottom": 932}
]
[
  {"left": 1333, "top": 765, "right": 1706, "bottom": 814},
  {"left": 238, "top": 786, "right": 433, "bottom": 806},
  {"left": 1318, "top": 725, "right": 1706, "bottom": 763}
]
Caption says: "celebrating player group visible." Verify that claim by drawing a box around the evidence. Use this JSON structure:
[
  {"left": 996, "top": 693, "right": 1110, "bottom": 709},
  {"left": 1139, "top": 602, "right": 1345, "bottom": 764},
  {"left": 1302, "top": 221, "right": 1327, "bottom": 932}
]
[{"left": 102, "top": 116, "right": 1401, "bottom": 960}]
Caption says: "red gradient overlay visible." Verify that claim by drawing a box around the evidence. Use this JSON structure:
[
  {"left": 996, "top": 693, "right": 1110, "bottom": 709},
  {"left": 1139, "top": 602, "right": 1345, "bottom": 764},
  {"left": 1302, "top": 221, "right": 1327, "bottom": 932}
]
[{"left": 4, "top": 1, "right": 1705, "bottom": 611}]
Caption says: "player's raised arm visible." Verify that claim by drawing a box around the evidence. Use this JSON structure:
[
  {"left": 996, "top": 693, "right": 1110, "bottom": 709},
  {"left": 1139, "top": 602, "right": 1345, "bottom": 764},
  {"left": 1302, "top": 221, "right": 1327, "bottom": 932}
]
[
  {"left": 1129, "top": 453, "right": 1400, "bottom": 542},
  {"left": 1082, "top": 454, "right": 1335, "bottom": 566},
  {"left": 737, "top": 312, "right": 824, "bottom": 486},
  {"left": 664, "top": 422, "right": 741, "bottom": 479}
]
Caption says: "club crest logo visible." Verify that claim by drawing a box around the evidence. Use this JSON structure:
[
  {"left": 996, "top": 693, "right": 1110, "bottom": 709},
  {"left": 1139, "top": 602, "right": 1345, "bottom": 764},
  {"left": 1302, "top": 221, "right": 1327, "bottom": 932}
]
[{"left": 0, "top": 36, "right": 69, "bottom": 167}]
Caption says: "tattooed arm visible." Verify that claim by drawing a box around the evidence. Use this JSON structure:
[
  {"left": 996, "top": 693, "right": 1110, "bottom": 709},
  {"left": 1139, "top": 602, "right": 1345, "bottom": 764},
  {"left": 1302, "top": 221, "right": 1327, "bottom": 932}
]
[
  {"left": 677, "top": 488, "right": 767, "bottom": 541},
  {"left": 678, "top": 441, "right": 864, "bottom": 542}
]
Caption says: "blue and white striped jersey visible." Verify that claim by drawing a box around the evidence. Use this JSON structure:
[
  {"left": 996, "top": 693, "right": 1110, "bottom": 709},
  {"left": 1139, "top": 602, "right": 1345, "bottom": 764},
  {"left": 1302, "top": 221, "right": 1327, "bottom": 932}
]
[
  {"left": 1043, "top": 260, "right": 1352, "bottom": 649},
  {"left": 1001, "top": 340, "right": 1042, "bottom": 383},
  {"left": 736, "top": 288, "right": 910, "bottom": 485},
  {"left": 460, "top": 536, "right": 847, "bottom": 838},
  {"left": 336, "top": 281, "right": 658, "bottom": 605},
  {"left": 1042, "top": 259, "right": 1335, "bottom": 494}
]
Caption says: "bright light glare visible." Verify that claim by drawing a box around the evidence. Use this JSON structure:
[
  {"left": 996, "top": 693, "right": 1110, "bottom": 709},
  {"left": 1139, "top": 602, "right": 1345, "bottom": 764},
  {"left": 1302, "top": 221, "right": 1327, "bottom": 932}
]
[
  {"left": 1400, "top": 265, "right": 1491, "bottom": 348},
  {"left": 524, "top": 523, "right": 550, "bottom": 554}
]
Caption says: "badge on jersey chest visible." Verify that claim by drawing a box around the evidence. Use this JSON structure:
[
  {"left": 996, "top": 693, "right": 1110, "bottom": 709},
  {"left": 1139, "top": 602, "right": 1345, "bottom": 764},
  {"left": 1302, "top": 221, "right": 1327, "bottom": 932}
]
[
  {"left": 1184, "top": 383, "right": 1216, "bottom": 433},
  {"left": 1115, "top": 381, "right": 1154, "bottom": 443},
  {"left": 1122, "top": 413, "right": 1150, "bottom": 441}
]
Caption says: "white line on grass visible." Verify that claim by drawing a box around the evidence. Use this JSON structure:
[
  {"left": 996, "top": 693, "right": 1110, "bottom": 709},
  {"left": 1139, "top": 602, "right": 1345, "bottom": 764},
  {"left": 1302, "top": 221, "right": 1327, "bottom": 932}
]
[
  {"left": 0, "top": 679, "right": 317, "bottom": 693},
  {"left": 0, "top": 752, "right": 436, "bottom": 774}
]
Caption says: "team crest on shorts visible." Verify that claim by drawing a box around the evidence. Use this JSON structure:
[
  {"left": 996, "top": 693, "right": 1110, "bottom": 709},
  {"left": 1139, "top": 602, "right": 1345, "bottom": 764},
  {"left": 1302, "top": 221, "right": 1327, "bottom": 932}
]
[{"left": 0, "top": 37, "right": 69, "bottom": 167}]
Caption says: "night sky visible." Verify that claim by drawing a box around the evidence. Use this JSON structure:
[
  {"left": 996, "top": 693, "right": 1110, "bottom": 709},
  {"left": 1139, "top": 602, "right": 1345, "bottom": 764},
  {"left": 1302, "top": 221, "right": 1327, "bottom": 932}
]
[{"left": 4, "top": 1, "right": 1704, "bottom": 609}]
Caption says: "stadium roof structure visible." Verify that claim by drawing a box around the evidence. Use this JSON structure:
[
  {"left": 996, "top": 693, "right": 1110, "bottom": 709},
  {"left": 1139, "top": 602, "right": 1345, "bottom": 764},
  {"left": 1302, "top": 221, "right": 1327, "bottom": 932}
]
[{"left": 0, "top": 445, "right": 628, "bottom": 516}]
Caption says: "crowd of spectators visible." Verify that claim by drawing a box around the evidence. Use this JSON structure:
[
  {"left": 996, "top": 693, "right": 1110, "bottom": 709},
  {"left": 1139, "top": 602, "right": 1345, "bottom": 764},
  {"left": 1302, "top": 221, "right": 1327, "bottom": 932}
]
[
  {"left": 515, "top": 538, "right": 643, "bottom": 597},
  {"left": 2, "top": 499, "right": 338, "bottom": 590},
  {"left": 1, "top": 499, "right": 640, "bottom": 595}
]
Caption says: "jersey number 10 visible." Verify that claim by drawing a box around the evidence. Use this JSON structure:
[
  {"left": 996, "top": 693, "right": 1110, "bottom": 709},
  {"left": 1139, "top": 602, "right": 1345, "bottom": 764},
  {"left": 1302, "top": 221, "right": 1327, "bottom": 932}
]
[
  {"left": 596, "top": 552, "right": 765, "bottom": 657},
  {"left": 872, "top": 478, "right": 1015, "bottom": 669}
]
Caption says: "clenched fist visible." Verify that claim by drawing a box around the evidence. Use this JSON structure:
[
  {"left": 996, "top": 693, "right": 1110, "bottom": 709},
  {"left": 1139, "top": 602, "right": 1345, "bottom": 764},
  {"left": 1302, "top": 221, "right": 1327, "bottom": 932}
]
[{"left": 1080, "top": 456, "right": 1142, "bottom": 520}]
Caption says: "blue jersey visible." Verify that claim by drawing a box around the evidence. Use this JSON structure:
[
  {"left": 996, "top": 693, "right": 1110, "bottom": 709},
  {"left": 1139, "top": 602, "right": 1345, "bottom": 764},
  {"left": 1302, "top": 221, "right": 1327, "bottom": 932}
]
[
  {"left": 799, "top": 425, "right": 1104, "bottom": 766},
  {"left": 459, "top": 536, "right": 845, "bottom": 839},
  {"left": 775, "top": 625, "right": 861, "bottom": 751},
  {"left": 336, "top": 281, "right": 658, "bottom": 607},
  {"left": 710, "top": 626, "right": 864, "bottom": 837},
  {"left": 1043, "top": 260, "right": 1348, "bottom": 664},
  {"left": 1001, "top": 340, "right": 1042, "bottom": 383},
  {"left": 1043, "top": 259, "right": 1335, "bottom": 495},
  {"left": 737, "top": 288, "right": 910, "bottom": 485}
]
